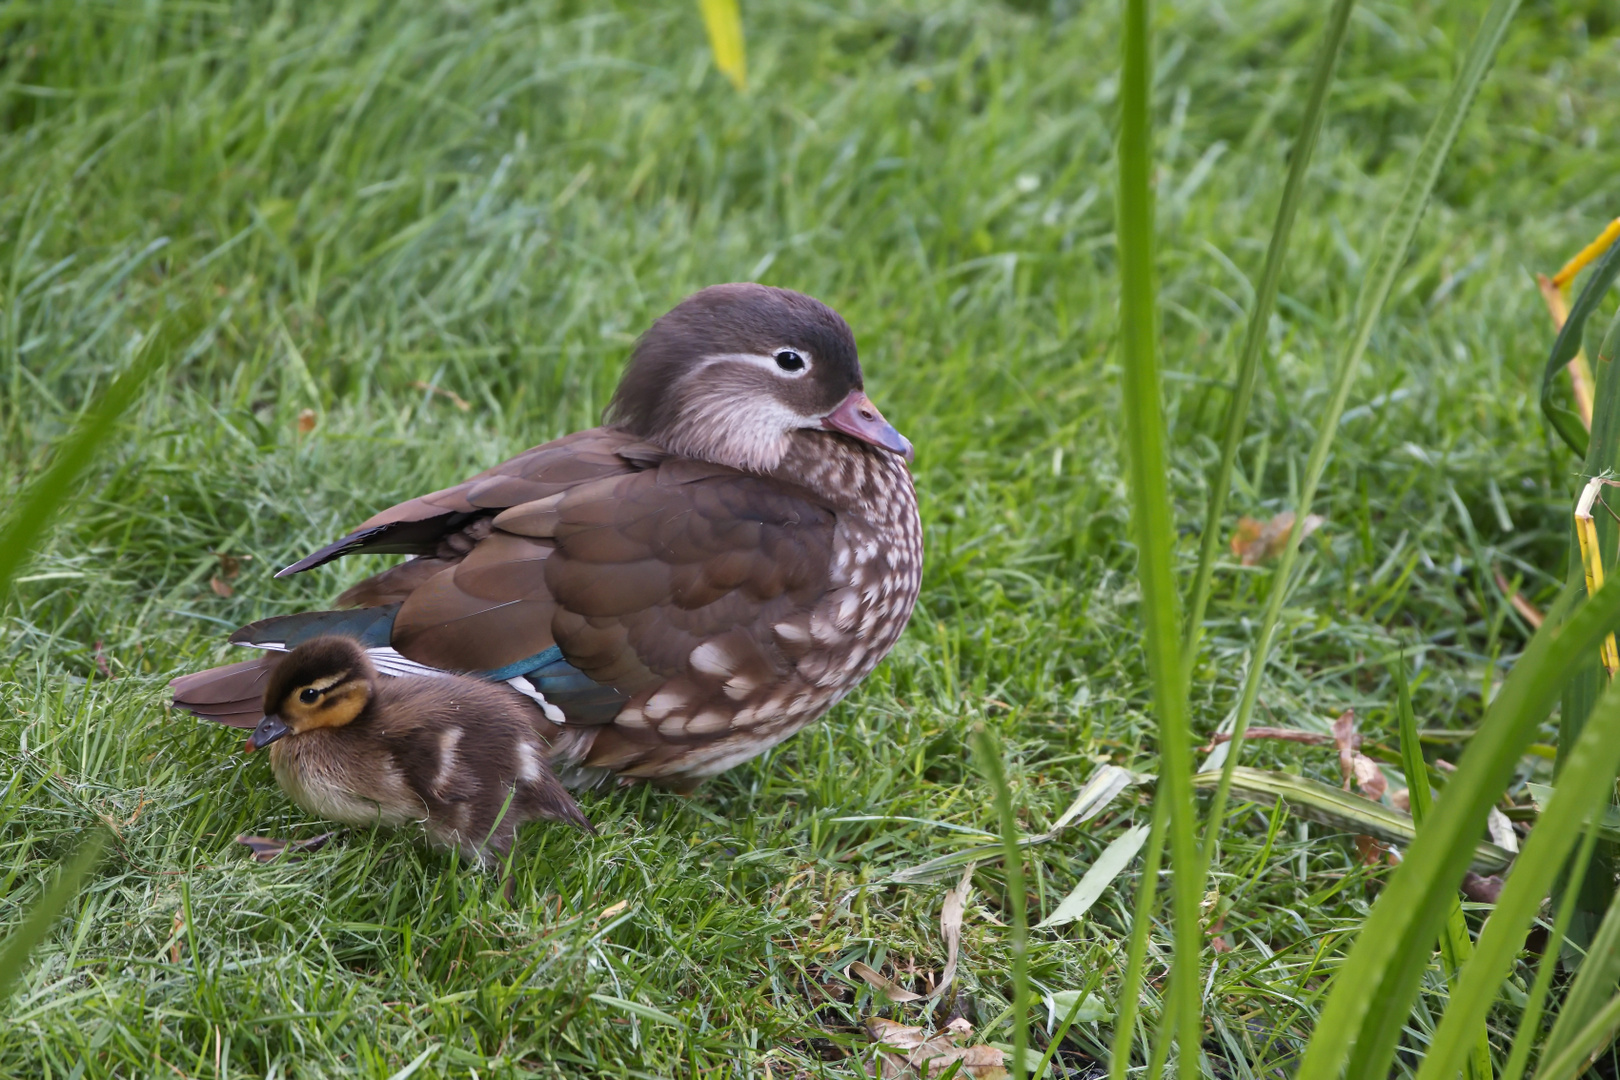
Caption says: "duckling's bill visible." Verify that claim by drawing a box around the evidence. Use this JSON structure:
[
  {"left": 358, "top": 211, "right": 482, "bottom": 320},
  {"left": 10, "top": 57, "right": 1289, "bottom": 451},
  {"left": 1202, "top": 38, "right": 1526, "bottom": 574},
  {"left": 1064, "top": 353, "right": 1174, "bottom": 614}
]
[{"left": 244, "top": 714, "right": 291, "bottom": 752}]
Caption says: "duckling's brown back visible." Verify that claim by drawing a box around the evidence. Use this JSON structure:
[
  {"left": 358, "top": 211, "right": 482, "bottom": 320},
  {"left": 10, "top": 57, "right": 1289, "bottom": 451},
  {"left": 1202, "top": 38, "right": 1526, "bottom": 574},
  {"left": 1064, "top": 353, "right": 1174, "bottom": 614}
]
[{"left": 370, "top": 675, "right": 592, "bottom": 856}]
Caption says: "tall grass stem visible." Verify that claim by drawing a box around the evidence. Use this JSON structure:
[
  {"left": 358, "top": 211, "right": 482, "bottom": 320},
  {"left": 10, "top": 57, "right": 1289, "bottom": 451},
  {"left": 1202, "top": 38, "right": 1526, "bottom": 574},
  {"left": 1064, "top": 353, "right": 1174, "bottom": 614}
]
[
  {"left": 1249, "top": 0, "right": 1526, "bottom": 1070},
  {"left": 1499, "top": 824, "right": 1601, "bottom": 1080},
  {"left": 972, "top": 726, "right": 1031, "bottom": 1080},
  {"left": 1395, "top": 654, "right": 1491, "bottom": 1080},
  {"left": 1181, "top": 0, "right": 1355, "bottom": 659},
  {"left": 1107, "top": 796, "right": 1168, "bottom": 1080},
  {"left": 1200, "top": 0, "right": 1521, "bottom": 967},
  {"left": 1114, "top": 0, "right": 1202, "bottom": 1065},
  {"left": 1541, "top": 872, "right": 1620, "bottom": 1071}
]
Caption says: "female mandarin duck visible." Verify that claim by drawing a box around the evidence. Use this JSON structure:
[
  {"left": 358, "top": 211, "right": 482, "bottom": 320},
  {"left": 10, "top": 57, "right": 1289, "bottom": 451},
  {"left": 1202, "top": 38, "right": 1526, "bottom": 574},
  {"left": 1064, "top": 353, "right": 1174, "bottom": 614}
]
[
  {"left": 172, "top": 284, "right": 923, "bottom": 790},
  {"left": 245, "top": 636, "right": 590, "bottom": 862}
]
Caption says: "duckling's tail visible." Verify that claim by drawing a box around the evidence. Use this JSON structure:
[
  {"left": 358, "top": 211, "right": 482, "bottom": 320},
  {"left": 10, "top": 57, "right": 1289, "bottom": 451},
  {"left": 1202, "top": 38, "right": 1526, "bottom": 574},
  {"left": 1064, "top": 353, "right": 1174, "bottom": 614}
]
[{"left": 168, "top": 656, "right": 280, "bottom": 728}]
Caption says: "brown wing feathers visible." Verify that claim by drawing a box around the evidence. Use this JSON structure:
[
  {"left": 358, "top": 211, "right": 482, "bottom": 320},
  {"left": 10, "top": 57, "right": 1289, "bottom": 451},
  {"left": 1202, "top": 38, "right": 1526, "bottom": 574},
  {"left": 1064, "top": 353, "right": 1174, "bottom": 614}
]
[
  {"left": 277, "top": 430, "right": 653, "bottom": 579},
  {"left": 390, "top": 533, "right": 562, "bottom": 672},
  {"left": 184, "top": 428, "right": 845, "bottom": 782}
]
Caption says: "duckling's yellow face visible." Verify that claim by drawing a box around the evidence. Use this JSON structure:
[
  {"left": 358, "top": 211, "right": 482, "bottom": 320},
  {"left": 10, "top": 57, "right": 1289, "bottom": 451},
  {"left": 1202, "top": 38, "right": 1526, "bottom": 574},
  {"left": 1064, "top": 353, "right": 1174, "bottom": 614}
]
[
  {"left": 273, "top": 669, "right": 371, "bottom": 734},
  {"left": 246, "top": 642, "right": 376, "bottom": 752}
]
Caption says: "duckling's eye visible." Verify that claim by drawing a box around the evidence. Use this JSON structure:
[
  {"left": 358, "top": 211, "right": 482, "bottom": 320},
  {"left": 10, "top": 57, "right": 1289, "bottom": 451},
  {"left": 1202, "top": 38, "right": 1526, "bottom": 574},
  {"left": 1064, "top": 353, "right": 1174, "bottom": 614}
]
[
  {"left": 774, "top": 350, "right": 805, "bottom": 373},
  {"left": 299, "top": 687, "right": 320, "bottom": 704}
]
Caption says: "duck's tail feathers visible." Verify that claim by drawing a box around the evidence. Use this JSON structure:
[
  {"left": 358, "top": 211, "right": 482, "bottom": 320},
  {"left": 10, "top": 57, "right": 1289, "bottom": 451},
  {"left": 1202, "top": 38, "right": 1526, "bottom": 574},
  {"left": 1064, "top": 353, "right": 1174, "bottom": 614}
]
[
  {"left": 172, "top": 605, "right": 403, "bottom": 727},
  {"left": 169, "top": 656, "right": 279, "bottom": 728}
]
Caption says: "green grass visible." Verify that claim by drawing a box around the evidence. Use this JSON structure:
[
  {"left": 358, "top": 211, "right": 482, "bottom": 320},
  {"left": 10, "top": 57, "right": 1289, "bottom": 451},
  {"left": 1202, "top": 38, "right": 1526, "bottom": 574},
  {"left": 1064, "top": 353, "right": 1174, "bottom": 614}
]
[{"left": 2, "top": 0, "right": 1619, "bottom": 1075}]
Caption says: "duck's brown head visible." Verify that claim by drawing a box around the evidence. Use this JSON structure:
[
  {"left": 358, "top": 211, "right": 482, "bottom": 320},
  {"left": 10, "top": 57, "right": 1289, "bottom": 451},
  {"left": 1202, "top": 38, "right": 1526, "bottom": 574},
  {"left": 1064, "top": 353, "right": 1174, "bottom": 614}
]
[
  {"left": 245, "top": 636, "right": 376, "bottom": 751},
  {"left": 606, "top": 283, "right": 911, "bottom": 475}
]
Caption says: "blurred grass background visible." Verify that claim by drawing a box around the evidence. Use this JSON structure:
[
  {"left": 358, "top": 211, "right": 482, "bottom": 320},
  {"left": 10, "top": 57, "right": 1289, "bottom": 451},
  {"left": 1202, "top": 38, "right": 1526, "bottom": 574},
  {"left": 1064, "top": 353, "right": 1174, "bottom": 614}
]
[{"left": 1, "top": 0, "right": 1617, "bottom": 1075}]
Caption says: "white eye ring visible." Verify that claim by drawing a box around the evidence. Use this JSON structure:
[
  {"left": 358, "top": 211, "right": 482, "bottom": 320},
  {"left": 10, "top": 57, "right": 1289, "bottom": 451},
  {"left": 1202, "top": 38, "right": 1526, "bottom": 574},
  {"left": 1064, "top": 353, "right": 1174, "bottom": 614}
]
[{"left": 700, "top": 350, "right": 815, "bottom": 379}]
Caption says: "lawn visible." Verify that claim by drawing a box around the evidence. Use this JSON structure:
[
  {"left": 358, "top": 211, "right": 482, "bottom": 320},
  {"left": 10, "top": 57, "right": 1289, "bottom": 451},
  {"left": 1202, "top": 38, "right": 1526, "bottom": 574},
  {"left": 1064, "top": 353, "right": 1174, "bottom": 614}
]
[{"left": 2, "top": 0, "right": 1618, "bottom": 1076}]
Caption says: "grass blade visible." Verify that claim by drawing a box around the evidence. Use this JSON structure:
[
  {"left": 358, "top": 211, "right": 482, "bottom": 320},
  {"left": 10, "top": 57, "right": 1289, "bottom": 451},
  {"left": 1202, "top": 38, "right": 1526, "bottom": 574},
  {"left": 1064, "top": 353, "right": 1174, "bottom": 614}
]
[
  {"left": 1501, "top": 824, "right": 1601, "bottom": 1080},
  {"left": 971, "top": 726, "right": 1031, "bottom": 1080},
  {"left": 1294, "top": 572, "right": 1607, "bottom": 1080},
  {"left": 1548, "top": 228, "right": 1620, "bottom": 952},
  {"left": 1542, "top": 882, "right": 1620, "bottom": 1073},
  {"left": 1601, "top": 305, "right": 1620, "bottom": 365},
  {"left": 1192, "top": 767, "right": 1511, "bottom": 873},
  {"left": 1525, "top": 784, "right": 1620, "bottom": 842},
  {"left": 1238, "top": 0, "right": 1528, "bottom": 1072},
  {"left": 1200, "top": 0, "right": 1524, "bottom": 981},
  {"left": 1114, "top": 0, "right": 1202, "bottom": 1066},
  {"left": 1534, "top": 990, "right": 1620, "bottom": 1080},
  {"left": 0, "top": 832, "right": 107, "bottom": 1005},
  {"left": 0, "top": 328, "right": 160, "bottom": 1016},
  {"left": 1033, "top": 975, "right": 1108, "bottom": 1080},
  {"left": 886, "top": 765, "right": 1140, "bottom": 884},
  {"left": 0, "top": 336, "right": 166, "bottom": 598},
  {"left": 1553, "top": 233, "right": 1620, "bottom": 957},
  {"left": 1540, "top": 230, "right": 1620, "bottom": 456},
  {"left": 697, "top": 0, "right": 747, "bottom": 91},
  {"left": 1183, "top": 0, "right": 1356, "bottom": 655},
  {"left": 1395, "top": 655, "right": 1492, "bottom": 1080},
  {"left": 588, "top": 993, "right": 684, "bottom": 1029},
  {"left": 1414, "top": 666, "right": 1620, "bottom": 1080},
  {"left": 1037, "top": 824, "right": 1150, "bottom": 929}
]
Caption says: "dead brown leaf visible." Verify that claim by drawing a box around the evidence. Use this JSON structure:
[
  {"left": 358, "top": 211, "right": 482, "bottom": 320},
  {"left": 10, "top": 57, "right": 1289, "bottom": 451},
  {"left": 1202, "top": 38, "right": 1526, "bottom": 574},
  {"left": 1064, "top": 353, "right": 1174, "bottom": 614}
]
[
  {"left": 865, "top": 1017, "right": 1008, "bottom": 1079},
  {"left": 867, "top": 1017, "right": 928, "bottom": 1051},
  {"left": 411, "top": 380, "right": 472, "bottom": 411},
  {"left": 1354, "top": 834, "right": 1392, "bottom": 867},
  {"left": 848, "top": 862, "right": 975, "bottom": 1005},
  {"left": 235, "top": 832, "right": 338, "bottom": 863},
  {"left": 209, "top": 575, "right": 234, "bottom": 597},
  {"left": 169, "top": 911, "right": 185, "bottom": 964},
  {"left": 1493, "top": 568, "right": 1545, "bottom": 628},
  {"left": 296, "top": 408, "right": 317, "bottom": 434},
  {"left": 1201, "top": 726, "right": 1332, "bottom": 752},
  {"left": 1331, "top": 711, "right": 1359, "bottom": 779},
  {"left": 1230, "top": 510, "right": 1324, "bottom": 566},
  {"left": 1330, "top": 711, "right": 1386, "bottom": 798},
  {"left": 1332, "top": 711, "right": 1392, "bottom": 864},
  {"left": 124, "top": 797, "right": 148, "bottom": 827},
  {"left": 847, "top": 961, "right": 926, "bottom": 1003},
  {"left": 1349, "top": 754, "right": 1387, "bottom": 800},
  {"left": 933, "top": 862, "right": 972, "bottom": 1000}
]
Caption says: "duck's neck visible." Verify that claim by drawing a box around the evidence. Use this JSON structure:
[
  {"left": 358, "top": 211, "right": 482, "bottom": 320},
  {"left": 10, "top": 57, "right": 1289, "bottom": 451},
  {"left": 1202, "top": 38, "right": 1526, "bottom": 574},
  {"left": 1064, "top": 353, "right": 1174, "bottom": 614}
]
[{"left": 770, "top": 431, "right": 915, "bottom": 518}]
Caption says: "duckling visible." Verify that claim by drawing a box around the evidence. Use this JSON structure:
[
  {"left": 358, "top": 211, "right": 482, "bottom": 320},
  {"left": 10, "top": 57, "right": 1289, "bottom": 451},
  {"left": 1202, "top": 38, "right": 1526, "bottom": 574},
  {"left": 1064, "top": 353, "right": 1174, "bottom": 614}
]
[{"left": 243, "top": 636, "right": 591, "bottom": 867}]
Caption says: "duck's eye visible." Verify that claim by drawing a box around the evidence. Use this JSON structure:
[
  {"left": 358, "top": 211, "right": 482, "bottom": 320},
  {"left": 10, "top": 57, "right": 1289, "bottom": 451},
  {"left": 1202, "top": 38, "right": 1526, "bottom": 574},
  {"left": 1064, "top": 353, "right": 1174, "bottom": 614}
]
[
  {"left": 774, "top": 350, "right": 805, "bottom": 372},
  {"left": 299, "top": 687, "right": 320, "bottom": 704}
]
